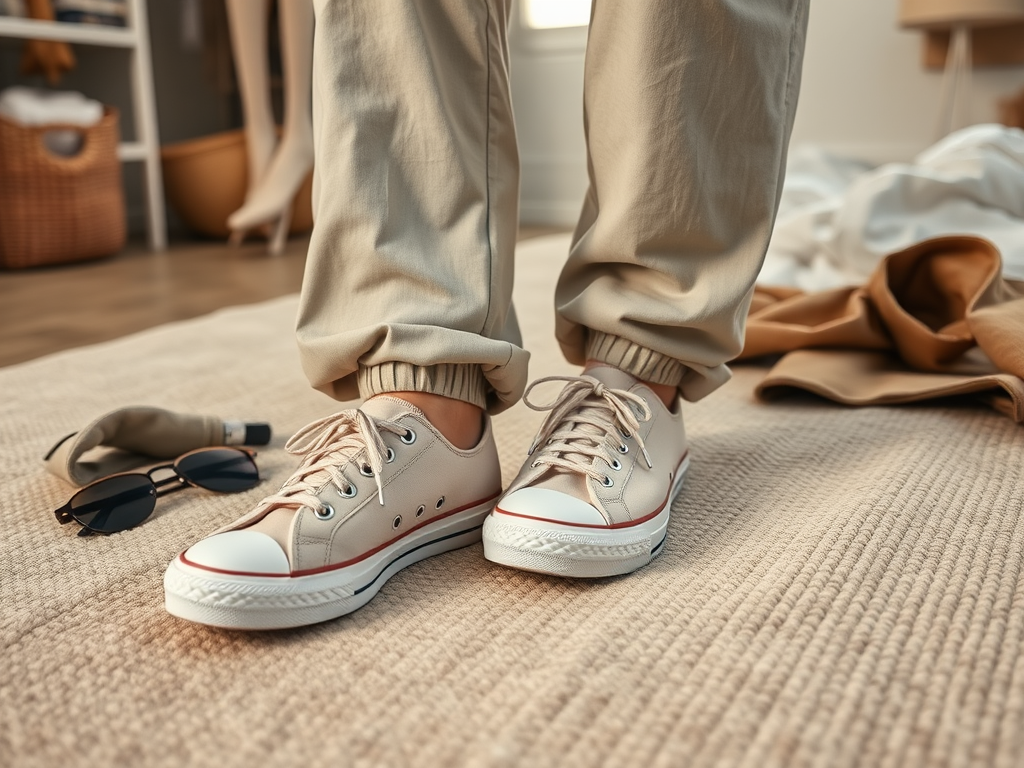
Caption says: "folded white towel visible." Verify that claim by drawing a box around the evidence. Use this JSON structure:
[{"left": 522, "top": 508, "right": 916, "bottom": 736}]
[{"left": 0, "top": 86, "right": 103, "bottom": 128}]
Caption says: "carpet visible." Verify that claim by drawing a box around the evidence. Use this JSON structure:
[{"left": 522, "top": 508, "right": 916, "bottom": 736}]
[{"left": 2, "top": 235, "right": 1023, "bottom": 768}]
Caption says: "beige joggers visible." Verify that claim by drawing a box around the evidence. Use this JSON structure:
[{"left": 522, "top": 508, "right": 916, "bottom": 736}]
[{"left": 298, "top": 0, "right": 809, "bottom": 414}]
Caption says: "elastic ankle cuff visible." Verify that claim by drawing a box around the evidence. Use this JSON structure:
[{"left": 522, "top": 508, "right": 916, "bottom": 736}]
[
  {"left": 358, "top": 362, "right": 488, "bottom": 410},
  {"left": 585, "top": 331, "right": 686, "bottom": 388}
]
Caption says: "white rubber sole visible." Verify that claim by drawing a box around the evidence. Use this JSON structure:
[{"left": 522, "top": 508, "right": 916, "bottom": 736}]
[
  {"left": 482, "top": 456, "right": 689, "bottom": 578},
  {"left": 164, "top": 500, "right": 493, "bottom": 630}
]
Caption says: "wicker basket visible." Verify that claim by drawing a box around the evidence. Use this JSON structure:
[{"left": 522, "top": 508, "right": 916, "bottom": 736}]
[{"left": 0, "top": 106, "right": 126, "bottom": 269}]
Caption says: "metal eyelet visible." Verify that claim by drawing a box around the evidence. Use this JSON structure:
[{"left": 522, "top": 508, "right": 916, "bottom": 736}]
[
  {"left": 400, "top": 429, "right": 417, "bottom": 445},
  {"left": 339, "top": 484, "right": 357, "bottom": 499},
  {"left": 435, "top": 496, "right": 445, "bottom": 509},
  {"left": 619, "top": 427, "right": 631, "bottom": 440},
  {"left": 314, "top": 503, "right": 335, "bottom": 520},
  {"left": 415, "top": 505, "right": 425, "bottom": 518},
  {"left": 531, "top": 461, "right": 539, "bottom": 469},
  {"left": 385, "top": 447, "right": 396, "bottom": 463},
  {"left": 360, "top": 463, "right": 374, "bottom": 477},
  {"left": 601, "top": 476, "right": 614, "bottom": 488},
  {"left": 392, "top": 515, "right": 402, "bottom": 529},
  {"left": 618, "top": 443, "right": 629, "bottom": 454},
  {"left": 609, "top": 458, "right": 622, "bottom": 471}
]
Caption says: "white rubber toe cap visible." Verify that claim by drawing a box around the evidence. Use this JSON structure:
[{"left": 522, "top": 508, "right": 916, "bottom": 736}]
[
  {"left": 182, "top": 530, "right": 291, "bottom": 575},
  {"left": 498, "top": 487, "right": 607, "bottom": 526}
]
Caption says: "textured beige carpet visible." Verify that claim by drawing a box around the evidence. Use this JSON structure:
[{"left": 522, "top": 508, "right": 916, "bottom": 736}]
[{"left": 2, "top": 235, "right": 1024, "bottom": 768}]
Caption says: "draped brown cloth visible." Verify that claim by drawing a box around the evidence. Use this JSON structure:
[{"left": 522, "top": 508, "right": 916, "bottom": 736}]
[{"left": 740, "top": 236, "right": 1024, "bottom": 422}]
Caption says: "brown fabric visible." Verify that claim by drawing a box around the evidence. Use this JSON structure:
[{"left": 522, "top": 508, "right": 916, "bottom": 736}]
[
  {"left": 20, "top": 0, "right": 76, "bottom": 85},
  {"left": 740, "top": 236, "right": 1024, "bottom": 421}
]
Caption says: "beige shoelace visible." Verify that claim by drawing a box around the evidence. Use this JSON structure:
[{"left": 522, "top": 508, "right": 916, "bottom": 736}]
[
  {"left": 256, "top": 409, "right": 410, "bottom": 514},
  {"left": 525, "top": 375, "right": 653, "bottom": 484}
]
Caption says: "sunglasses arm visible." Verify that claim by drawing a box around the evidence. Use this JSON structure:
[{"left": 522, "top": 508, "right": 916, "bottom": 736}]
[
  {"left": 53, "top": 502, "right": 75, "bottom": 525},
  {"left": 53, "top": 502, "right": 98, "bottom": 537}
]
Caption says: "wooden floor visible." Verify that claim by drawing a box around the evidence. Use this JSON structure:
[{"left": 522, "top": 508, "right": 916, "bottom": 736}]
[{"left": 0, "top": 227, "right": 565, "bottom": 368}]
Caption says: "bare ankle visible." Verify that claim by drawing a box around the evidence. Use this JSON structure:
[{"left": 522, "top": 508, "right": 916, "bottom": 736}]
[
  {"left": 583, "top": 361, "right": 677, "bottom": 410},
  {"left": 380, "top": 391, "right": 484, "bottom": 450},
  {"left": 643, "top": 380, "right": 678, "bottom": 411}
]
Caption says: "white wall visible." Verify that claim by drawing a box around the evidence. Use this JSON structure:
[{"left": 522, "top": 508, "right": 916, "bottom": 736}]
[
  {"left": 511, "top": 0, "right": 1024, "bottom": 225},
  {"left": 792, "top": 0, "right": 1024, "bottom": 162},
  {"left": 509, "top": 12, "right": 589, "bottom": 227}
]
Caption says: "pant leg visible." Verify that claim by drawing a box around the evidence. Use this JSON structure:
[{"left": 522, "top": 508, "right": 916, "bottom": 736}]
[
  {"left": 299, "top": 0, "right": 526, "bottom": 414},
  {"left": 556, "top": 0, "right": 810, "bottom": 401}
]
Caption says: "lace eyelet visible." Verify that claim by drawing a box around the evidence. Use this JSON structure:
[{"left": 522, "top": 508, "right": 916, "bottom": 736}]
[
  {"left": 400, "top": 429, "right": 417, "bottom": 445},
  {"left": 618, "top": 443, "right": 629, "bottom": 454},
  {"left": 340, "top": 484, "right": 357, "bottom": 499},
  {"left": 360, "top": 464, "right": 374, "bottom": 477},
  {"left": 600, "top": 476, "right": 614, "bottom": 488},
  {"left": 314, "top": 503, "right": 335, "bottom": 520},
  {"left": 415, "top": 504, "right": 425, "bottom": 518},
  {"left": 392, "top": 515, "right": 402, "bottom": 529},
  {"left": 609, "top": 458, "right": 622, "bottom": 471},
  {"left": 385, "top": 447, "right": 396, "bottom": 463},
  {"left": 619, "top": 427, "right": 631, "bottom": 440},
  {"left": 435, "top": 496, "right": 445, "bottom": 509}
]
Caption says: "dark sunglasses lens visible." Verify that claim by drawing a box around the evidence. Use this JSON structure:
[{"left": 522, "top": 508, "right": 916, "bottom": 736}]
[
  {"left": 70, "top": 475, "right": 157, "bottom": 534},
  {"left": 176, "top": 449, "right": 259, "bottom": 493}
]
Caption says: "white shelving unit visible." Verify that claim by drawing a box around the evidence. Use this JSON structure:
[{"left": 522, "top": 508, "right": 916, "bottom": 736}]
[{"left": 0, "top": 0, "right": 166, "bottom": 250}]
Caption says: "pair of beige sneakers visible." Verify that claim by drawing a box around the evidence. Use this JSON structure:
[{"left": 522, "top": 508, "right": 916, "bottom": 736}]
[{"left": 163, "top": 365, "right": 690, "bottom": 630}]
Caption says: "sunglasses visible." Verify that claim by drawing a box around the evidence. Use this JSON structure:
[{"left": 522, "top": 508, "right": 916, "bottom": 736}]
[{"left": 53, "top": 447, "right": 261, "bottom": 537}]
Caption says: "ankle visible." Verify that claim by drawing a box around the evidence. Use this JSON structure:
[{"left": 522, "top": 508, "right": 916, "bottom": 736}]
[
  {"left": 583, "top": 361, "right": 677, "bottom": 410},
  {"left": 644, "top": 380, "right": 678, "bottom": 411},
  {"left": 380, "top": 391, "right": 484, "bottom": 450}
]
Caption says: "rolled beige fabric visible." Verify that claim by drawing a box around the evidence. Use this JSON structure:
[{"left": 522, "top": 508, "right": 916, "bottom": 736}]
[{"left": 44, "top": 406, "right": 272, "bottom": 487}]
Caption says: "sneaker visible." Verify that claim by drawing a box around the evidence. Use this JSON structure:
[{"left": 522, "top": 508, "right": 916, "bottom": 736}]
[
  {"left": 482, "top": 365, "right": 689, "bottom": 578},
  {"left": 164, "top": 396, "right": 502, "bottom": 630}
]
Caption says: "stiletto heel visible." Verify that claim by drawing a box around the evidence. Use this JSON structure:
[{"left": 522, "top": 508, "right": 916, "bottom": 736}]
[{"left": 268, "top": 206, "right": 292, "bottom": 255}]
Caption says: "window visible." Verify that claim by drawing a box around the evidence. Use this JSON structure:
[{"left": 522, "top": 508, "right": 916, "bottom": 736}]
[{"left": 521, "top": 0, "right": 592, "bottom": 30}]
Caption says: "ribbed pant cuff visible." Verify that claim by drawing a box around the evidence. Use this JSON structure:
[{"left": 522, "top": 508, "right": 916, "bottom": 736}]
[
  {"left": 358, "top": 362, "right": 488, "bottom": 410},
  {"left": 586, "top": 331, "right": 687, "bottom": 388}
]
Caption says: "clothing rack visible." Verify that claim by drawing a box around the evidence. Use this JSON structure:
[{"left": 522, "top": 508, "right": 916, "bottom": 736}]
[{"left": 0, "top": 0, "right": 166, "bottom": 250}]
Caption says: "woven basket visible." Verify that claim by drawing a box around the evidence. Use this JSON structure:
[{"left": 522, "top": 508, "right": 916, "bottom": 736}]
[{"left": 0, "top": 107, "right": 126, "bottom": 269}]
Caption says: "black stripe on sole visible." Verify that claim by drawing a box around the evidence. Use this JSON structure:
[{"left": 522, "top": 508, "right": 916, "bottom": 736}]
[
  {"left": 651, "top": 535, "right": 667, "bottom": 556},
  {"left": 353, "top": 524, "right": 484, "bottom": 595}
]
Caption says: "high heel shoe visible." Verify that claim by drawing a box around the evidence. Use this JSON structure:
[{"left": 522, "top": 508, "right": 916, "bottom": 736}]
[{"left": 227, "top": 134, "right": 312, "bottom": 254}]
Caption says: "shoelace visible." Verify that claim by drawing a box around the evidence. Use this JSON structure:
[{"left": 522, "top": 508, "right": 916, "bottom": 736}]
[
  {"left": 524, "top": 375, "right": 653, "bottom": 484},
  {"left": 256, "top": 409, "right": 410, "bottom": 514}
]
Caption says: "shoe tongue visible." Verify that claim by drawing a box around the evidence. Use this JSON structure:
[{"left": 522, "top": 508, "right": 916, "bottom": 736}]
[
  {"left": 360, "top": 396, "right": 425, "bottom": 422},
  {"left": 525, "top": 367, "right": 638, "bottom": 501},
  {"left": 584, "top": 364, "right": 640, "bottom": 392}
]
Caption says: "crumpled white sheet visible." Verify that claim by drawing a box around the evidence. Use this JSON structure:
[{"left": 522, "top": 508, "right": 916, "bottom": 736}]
[{"left": 762, "top": 124, "right": 1024, "bottom": 290}]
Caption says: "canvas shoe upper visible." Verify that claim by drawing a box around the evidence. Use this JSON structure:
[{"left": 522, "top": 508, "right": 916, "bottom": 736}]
[
  {"left": 164, "top": 396, "right": 502, "bottom": 629},
  {"left": 482, "top": 365, "right": 689, "bottom": 577}
]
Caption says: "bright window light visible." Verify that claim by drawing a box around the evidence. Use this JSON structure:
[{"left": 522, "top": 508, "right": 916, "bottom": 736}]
[{"left": 522, "top": 0, "right": 592, "bottom": 29}]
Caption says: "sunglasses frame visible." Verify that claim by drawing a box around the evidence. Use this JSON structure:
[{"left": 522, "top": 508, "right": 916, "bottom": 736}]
[{"left": 54, "top": 446, "right": 260, "bottom": 537}]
